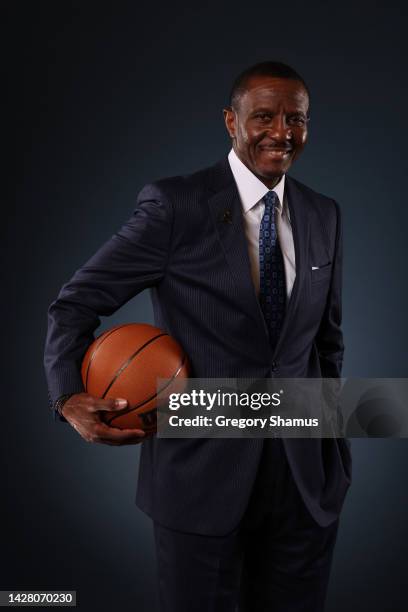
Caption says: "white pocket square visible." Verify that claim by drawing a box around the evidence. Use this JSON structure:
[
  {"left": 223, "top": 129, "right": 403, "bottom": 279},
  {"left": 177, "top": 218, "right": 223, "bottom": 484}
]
[{"left": 311, "top": 266, "right": 319, "bottom": 270}]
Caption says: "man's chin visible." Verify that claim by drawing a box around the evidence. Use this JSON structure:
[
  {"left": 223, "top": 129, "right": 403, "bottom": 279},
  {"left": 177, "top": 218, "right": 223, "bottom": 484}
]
[{"left": 255, "top": 161, "right": 290, "bottom": 182}]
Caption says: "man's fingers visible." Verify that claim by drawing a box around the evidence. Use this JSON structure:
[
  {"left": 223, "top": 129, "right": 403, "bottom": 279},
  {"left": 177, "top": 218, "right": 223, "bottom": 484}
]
[
  {"left": 69, "top": 413, "right": 147, "bottom": 445},
  {"left": 66, "top": 395, "right": 145, "bottom": 445},
  {"left": 91, "top": 423, "right": 146, "bottom": 444}
]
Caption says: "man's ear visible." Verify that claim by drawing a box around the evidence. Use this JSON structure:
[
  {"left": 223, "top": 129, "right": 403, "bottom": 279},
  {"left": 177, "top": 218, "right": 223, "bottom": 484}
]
[{"left": 223, "top": 107, "right": 236, "bottom": 139}]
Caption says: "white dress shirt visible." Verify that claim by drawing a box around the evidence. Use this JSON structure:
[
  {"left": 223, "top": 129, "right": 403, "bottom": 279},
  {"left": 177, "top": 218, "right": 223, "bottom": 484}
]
[{"left": 227, "top": 148, "right": 296, "bottom": 299}]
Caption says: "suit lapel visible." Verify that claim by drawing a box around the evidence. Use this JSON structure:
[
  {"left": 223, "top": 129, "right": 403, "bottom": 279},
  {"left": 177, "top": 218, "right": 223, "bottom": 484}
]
[
  {"left": 273, "top": 175, "right": 310, "bottom": 356},
  {"left": 207, "top": 157, "right": 310, "bottom": 359},
  {"left": 207, "top": 159, "right": 272, "bottom": 359}
]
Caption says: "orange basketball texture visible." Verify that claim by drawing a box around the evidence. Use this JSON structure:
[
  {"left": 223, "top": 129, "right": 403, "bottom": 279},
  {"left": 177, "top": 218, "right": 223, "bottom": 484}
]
[{"left": 81, "top": 323, "right": 190, "bottom": 434}]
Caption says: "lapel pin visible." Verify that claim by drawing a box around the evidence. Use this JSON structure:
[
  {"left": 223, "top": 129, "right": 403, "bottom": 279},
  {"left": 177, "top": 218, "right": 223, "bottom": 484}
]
[{"left": 221, "top": 210, "right": 233, "bottom": 224}]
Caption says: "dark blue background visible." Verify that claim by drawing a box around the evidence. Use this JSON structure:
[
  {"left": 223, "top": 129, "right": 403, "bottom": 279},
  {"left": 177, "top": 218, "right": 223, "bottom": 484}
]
[{"left": 6, "top": 1, "right": 408, "bottom": 610}]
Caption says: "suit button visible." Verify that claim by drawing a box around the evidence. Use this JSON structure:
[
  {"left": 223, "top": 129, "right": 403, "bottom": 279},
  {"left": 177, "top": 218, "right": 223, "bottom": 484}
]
[{"left": 271, "top": 361, "right": 278, "bottom": 372}]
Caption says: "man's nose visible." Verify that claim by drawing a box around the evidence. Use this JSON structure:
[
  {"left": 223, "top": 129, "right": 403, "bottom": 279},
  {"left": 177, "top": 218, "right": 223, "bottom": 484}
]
[{"left": 267, "top": 115, "right": 292, "bottom": 140}]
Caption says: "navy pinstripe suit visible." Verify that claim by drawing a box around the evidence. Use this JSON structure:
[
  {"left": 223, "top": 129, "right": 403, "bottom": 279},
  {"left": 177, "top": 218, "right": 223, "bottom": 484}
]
[{"left": 44, "top": 156, "right": 352, "bottom": 537}]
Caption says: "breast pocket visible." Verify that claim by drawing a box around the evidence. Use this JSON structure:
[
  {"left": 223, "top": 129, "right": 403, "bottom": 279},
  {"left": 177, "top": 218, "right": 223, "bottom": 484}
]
[
  {"left": 311, "top": 262, "right": 332, "bottom": 283},
  {"left": 310, "top": 262, "right": 332, "bottom": 306}
]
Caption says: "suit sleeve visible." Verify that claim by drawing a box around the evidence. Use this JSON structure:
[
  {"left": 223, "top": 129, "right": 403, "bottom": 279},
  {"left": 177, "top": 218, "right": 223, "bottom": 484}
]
[
  {"left": 43, "top": 183, "right": 173, "bottom": 420},
  {"left": 314, "top": 199, "right": 344, "bottom": 379}
]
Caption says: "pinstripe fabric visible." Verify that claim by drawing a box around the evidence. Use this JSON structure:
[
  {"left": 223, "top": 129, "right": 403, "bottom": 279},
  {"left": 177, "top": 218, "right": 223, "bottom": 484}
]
[{"left": 44, "top": 156, "right": 351, "bottom": 535}]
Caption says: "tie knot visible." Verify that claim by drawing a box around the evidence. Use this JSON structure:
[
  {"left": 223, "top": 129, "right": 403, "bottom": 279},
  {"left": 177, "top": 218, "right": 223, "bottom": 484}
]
[{"left": 263, "top": 191, "right": 279, "bottom": 209}]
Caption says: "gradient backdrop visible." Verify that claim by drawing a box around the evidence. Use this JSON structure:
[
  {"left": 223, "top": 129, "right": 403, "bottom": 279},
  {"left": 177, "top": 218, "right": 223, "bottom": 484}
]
[{"left": 6, "top": 1, "right": 408, "bottom": 610}]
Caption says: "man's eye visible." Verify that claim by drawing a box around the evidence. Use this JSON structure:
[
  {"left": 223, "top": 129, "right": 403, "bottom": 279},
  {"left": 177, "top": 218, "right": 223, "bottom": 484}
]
[
  {"left": 255, "top": 114, "right": 271, "bottom": 121},
  {"left": 288, "top": 116, "right": 306, "bottom": 126}
]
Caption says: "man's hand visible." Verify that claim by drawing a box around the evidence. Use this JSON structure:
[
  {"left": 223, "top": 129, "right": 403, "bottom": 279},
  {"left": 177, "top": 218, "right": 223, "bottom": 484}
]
[{"left": 60, "top": 392, "right": 146, "bottom": 446}]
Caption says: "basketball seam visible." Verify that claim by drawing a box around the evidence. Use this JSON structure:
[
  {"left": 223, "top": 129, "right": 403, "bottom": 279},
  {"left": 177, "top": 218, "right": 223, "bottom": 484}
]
[
  {"left": 84, "top": 323, "right": 136, "bottom": 391},
  {"left": 101, "top": 332, "right": 169, "bottom": 399}
]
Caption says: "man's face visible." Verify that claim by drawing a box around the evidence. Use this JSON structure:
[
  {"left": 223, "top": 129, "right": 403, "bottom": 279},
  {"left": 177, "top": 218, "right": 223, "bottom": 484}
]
[{"left": 224, "top": 76, "right": 309, "bottom": 187}]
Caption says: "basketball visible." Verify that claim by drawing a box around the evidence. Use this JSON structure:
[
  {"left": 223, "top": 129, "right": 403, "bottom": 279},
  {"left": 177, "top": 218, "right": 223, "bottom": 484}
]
[{"left": 81, "top": 323, "right": 190, "bottom": 435}]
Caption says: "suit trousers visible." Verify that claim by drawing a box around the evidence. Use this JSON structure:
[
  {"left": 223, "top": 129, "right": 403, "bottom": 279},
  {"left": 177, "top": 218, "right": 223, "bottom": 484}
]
[{"left": 153, "top": 438, "right": 339, "bottom": 612}]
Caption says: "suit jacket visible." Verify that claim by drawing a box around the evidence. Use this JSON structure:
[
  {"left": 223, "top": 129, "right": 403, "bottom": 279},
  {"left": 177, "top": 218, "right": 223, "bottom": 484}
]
[{"left": 44, "top": 155, "right": 352, "bottom": 536}]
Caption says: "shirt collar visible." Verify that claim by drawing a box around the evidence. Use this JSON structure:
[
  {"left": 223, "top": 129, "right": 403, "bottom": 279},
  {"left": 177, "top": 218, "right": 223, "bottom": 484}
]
[{"left": 228, "top": 148, "right": 286, "bottom": 215}]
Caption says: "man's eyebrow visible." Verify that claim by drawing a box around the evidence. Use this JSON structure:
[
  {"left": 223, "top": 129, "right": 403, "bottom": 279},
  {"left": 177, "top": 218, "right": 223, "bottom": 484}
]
[
  {"left": 250, "top": 107, "right": 308, "bottom": 115},
  {"left": 250, "top": 107, "right": 274, "bottom": 114}
]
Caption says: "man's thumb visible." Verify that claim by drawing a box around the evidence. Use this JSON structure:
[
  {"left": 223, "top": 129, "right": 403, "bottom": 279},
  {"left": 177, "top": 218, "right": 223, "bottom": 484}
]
[{"left": 98, "top": 397, "right": 128, "bottom": 411}]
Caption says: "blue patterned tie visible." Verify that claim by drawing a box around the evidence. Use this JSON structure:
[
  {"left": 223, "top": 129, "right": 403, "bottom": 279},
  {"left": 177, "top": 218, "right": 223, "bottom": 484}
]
[{"left": 259, "top": 191, "right": 286, "bottom": 348}]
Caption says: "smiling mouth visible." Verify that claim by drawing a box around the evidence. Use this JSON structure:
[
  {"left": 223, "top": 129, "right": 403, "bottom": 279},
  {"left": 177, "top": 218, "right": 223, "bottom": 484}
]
[{"left": 259, "top": 147, "right": 292, "bottom": 158}]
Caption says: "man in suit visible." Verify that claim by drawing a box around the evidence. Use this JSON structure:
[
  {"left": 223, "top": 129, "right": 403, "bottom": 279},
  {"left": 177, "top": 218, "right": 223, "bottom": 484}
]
[{"left": 44, "top": 61, "right": 352, "bottom": 611}]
